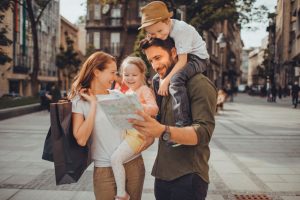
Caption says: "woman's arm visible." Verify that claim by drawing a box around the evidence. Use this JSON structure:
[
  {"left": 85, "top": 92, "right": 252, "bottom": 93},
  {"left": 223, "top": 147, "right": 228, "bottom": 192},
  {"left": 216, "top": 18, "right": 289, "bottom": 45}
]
[{"left": 72, "top": 89, "right": 97, "bottom": 146}]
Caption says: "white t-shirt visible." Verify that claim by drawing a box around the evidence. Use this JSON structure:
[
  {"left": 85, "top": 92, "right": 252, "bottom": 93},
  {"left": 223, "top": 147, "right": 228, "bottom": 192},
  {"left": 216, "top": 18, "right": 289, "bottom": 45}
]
[
  {"left": 170, "top": 19, "right": 209, "bottom": 59},
  {"left": 72, "top": 93, "right": 125, "bottom": 167}
]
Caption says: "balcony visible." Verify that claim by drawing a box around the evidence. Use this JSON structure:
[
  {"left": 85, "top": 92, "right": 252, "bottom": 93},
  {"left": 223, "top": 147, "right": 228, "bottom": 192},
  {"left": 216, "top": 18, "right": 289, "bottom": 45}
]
[{"left": 13, "top": 65, "right": 29, "bottom": 74}]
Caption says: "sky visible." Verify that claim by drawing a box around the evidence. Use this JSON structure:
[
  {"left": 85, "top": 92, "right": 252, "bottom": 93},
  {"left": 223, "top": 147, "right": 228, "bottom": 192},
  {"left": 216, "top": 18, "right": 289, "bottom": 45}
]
[{"left": 59, "top": 0, "right": 277, "bottom": 49}]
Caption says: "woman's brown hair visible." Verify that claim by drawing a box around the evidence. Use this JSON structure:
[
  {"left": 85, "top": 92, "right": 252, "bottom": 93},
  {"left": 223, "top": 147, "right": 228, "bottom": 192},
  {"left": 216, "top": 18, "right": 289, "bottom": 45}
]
[{"left": 68, "top": 51, "right": 116, "bottom": 99}]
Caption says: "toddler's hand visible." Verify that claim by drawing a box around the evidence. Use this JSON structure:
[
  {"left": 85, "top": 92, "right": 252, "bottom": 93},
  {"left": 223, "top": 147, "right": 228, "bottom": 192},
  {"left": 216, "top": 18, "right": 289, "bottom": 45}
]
[{"left": 158, "top": 78, "right": 170, "bottom": 96}]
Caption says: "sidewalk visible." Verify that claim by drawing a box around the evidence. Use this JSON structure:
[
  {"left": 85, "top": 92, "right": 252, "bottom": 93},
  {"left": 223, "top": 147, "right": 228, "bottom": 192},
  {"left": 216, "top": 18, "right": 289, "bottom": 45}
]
[{"left": 0, "top": 94, "right": 299, "bottom": 200}]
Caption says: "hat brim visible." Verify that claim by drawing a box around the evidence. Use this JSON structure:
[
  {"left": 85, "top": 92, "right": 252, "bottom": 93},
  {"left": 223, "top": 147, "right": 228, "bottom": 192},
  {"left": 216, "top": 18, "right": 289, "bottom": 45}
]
[
  {"left": 138, "top": 12, "right": 173, "bottom": 30},
  {"left": 138, "top": 20, "right": 160, "bottom": 30}
]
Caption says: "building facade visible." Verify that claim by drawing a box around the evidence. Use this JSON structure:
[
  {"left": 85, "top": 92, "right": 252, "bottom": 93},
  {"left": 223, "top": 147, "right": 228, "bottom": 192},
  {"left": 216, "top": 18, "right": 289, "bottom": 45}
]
[
  {"left": 86, "top": 0, "right": 147, "bottom": 62},
  {"left": 0, "top": 1, "right": 60, "bottom": 97},
  {"left": 205, "top": 20, "right": 243, "bottom": 90},
  {"left": 59, "top": 16, "right": 84, "bottom": 93},
  {"left": 241, "top": 48, "right": 253, "bottom": 84},
  {"left": 274, "top": 0, "right": 300, "bottom": 87},
  {"left": 0, "top": 8, "right": 14, "bottom": 97}
]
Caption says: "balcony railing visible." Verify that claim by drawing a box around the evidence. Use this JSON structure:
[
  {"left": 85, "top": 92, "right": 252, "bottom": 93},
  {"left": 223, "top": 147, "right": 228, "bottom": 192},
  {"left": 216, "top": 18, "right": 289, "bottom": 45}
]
[{"left": 13, "top": 65, "right": 29, "bottom": 74}]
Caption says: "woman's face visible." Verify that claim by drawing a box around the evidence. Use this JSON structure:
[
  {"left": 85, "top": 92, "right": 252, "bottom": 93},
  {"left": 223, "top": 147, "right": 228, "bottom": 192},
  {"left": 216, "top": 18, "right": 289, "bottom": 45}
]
[
  {"left": 94, "top": 61, "right": 118, "bottom": 90},
  {"left": 122, "top": 64, "right": 144, "bottom": 91}
]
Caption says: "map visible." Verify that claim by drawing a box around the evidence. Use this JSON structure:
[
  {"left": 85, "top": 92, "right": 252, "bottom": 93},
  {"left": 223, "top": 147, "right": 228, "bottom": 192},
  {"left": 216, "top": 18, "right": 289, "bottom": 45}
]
[{"left": 98, "top": 91, "right": 143, "bottom": 130}]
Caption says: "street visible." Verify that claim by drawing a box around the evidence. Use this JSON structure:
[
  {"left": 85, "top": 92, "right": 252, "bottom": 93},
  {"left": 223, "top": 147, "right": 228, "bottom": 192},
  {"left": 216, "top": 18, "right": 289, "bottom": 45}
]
[{"left": 0, "top": 94, "right": 299, "bottom": 200}]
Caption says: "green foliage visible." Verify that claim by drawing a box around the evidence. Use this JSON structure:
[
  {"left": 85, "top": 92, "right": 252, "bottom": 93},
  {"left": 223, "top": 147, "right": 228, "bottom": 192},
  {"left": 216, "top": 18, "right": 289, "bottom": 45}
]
[
  {"left": 171, "top": 0, "right": 268, "bottom": 33},
  {"left": 0, "top": 0, "right": 13, "bottom": 65},
  {"left": 0, "top": 96, "right": 40, "bottom": 109},
  {"left": 76, "top": 15, "right": 85, "bottom": 24},
  {"left": 85, "top": 44, "right": 96, "bottom": 58},
  {"left": 55, "top": 34, "right": 81, "bottom": 74},
  {"left": 132, "top": 29, "right": 152, "bottom": 76}
]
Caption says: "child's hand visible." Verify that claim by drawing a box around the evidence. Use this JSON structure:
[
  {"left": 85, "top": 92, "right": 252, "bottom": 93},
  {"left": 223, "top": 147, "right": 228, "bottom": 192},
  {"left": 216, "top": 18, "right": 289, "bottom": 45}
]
[{"left": 158, "top": 78, "right": 170, "bottom": 96}]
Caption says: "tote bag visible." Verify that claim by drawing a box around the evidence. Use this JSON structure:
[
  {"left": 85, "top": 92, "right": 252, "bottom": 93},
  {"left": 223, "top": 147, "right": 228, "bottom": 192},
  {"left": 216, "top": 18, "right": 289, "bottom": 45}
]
[{"left": 42, "top": 100, "right": 91, "bottom": 185}]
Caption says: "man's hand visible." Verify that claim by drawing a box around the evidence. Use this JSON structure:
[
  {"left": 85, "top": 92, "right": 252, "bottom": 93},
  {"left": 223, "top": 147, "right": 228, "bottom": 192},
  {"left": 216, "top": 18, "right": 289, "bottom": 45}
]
[
  {"left": 128, "top": 110, "right": 165, "bottom": 138},
  {"left": 158, "top": 78, "right": 170, "bottom": 96}
]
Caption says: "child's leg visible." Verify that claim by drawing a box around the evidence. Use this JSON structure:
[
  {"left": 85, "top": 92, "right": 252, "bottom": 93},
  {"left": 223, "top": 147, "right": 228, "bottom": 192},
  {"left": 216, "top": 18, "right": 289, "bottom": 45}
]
[
  {"left": 169, "top": 56, "right": 208, "bottom": 126},
  {"left": 111, "top": 140, "right": 135, "bottom": 198}
]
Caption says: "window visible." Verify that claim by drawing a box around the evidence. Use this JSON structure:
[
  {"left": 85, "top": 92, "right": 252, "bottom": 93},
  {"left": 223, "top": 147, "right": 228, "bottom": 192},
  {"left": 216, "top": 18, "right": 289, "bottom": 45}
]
[
  {"left": 94, "top": 3, "right": 101, "bottom": 20},
  {"left": 110, "top": 32, "right": 120, "bottom": 55},
  {"left": 87, "top": 5, "right": 90, "bottom": 20},
  {"left": 111, "top": 5, "right": 121, "bottom": 18},
  {"left": 110, "top": 5, "right": 121, "bottom": 26},
  {"left": 94, "top": 32, "right": 100, "bottom": 49}
]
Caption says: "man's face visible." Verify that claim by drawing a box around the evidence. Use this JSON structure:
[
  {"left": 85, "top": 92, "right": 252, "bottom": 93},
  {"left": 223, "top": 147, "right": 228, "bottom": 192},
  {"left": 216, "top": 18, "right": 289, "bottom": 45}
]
[{"left": 144, "top": 46, "right": 176, "bottom": 78}]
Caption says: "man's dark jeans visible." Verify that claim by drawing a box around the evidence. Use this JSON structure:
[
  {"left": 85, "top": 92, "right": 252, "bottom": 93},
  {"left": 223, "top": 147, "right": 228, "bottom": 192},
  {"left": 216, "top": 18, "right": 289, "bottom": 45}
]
[
  {"left": 153, "top": 54, "right": 207, "bottom": 126},
  {"left": 154, "top": 173, "right": 208, "bottom": 200}
]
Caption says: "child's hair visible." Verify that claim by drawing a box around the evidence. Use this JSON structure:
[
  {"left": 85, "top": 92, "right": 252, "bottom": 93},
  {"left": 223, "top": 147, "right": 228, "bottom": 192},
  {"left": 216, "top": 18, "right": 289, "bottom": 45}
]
[
  {"left": 68, "top": 51, "right": 116, "bottom": 99},
  {"left": 120, "top": 56, "right": 147, "bottom": 84}
]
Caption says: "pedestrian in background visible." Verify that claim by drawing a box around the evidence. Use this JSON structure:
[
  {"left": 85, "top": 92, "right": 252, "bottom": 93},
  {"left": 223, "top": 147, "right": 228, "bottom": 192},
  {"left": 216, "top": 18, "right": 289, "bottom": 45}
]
[
  {"left": 44, "top": 84, "right": 62, "bottom": 111},
  {"left": 68, "top": 52, "right": 145, "bottom": 200},
  {"left": 130, "top": 37, "right": 216, "bottom": 200},
  {"left": 291, "top": 81, "right": 300, "bottom": 108}
]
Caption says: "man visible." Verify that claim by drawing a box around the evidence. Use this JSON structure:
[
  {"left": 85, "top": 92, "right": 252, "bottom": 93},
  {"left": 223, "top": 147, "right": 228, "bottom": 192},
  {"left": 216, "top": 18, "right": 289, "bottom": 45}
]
[{"left": 129, "top": 37, "right": 217, "bottom": 200}]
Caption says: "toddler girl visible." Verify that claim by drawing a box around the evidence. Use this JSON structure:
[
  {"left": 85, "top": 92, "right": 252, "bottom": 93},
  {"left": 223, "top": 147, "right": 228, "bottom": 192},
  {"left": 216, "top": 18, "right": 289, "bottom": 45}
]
[{"left": 111, "top": 56, "right": 158, "bottom": 200}]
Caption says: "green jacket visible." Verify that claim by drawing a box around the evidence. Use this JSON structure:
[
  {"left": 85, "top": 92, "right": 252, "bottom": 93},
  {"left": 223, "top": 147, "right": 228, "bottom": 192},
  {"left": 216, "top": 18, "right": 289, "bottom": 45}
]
[{"left": 151, "top": 73, "right": 217, "bottom": 183}]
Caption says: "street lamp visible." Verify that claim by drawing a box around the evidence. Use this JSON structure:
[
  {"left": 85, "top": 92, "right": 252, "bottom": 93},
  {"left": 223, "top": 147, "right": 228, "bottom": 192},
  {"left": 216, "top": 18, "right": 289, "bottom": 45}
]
[{"left": 216, "top": 33, "right": 227, "bottom": 88}]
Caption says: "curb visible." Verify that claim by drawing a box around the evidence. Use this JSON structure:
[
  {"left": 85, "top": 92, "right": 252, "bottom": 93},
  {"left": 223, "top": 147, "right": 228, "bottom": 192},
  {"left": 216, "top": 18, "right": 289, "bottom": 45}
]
[{"left": 0, "top": 103, "right": 43, "bottom": 121}]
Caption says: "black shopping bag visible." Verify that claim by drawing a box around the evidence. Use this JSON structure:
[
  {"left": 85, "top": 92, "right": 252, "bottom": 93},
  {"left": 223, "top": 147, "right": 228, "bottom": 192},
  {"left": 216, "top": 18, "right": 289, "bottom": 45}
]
[
  {"left": 43, "top": 100, "right": 91, "bottom": 185},
  {"left": 42, "top": 127, "right": 53, "bottom": 162}
]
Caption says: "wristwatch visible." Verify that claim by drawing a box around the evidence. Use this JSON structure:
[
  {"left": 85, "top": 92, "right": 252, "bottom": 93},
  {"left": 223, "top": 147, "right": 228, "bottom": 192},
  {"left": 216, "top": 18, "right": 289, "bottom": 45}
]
[{"left": 162, "top": 125, "right": 171, "bottom": 141}]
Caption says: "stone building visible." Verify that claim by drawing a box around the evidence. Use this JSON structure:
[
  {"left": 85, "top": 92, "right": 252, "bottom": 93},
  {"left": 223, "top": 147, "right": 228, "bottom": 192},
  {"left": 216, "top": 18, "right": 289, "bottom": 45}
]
[
  {"left": 85, "top": 0, "right": 147, "bottom": 62},
  {"left": 274, "top": 0, "right": 300, "bottom": 87},
  {"left": 0, "top": 1, "right": 60, "bottom": 96}
]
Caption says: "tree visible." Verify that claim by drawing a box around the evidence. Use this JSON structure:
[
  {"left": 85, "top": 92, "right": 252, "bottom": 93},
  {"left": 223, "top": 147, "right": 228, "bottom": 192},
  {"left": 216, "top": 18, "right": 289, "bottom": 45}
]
[
  {"left": 0, "top": 0, "right": 14, "bottom": 65},
  {"left": 172, "top": 0, "right": 268, "bottom": 33},
  {"left": 55, "top": 34, "right": 81, "bottom": 90},
  {"left": 25, "top": 0, "right": 52, "bottom": 96},
  {"left": 85, "top": 44, "right": 96, "bottom": 58}
]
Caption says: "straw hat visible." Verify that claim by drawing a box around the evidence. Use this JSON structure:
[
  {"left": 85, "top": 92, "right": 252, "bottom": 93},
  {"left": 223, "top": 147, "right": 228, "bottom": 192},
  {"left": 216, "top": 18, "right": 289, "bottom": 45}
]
[{"left": 138, "top": 1, "right": 173, "bottom": 30}]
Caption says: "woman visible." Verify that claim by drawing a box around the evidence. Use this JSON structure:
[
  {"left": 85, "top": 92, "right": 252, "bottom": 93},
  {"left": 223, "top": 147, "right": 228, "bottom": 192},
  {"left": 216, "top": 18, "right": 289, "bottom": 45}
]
[{"left": 68, "top": 51, "right": 145, "bottom": 200}]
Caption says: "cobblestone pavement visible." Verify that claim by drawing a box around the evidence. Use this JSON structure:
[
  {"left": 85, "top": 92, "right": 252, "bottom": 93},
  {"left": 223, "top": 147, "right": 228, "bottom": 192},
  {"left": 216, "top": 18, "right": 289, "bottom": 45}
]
[{"left": 0, "top": 94, "right": 299, "bottom": 200}]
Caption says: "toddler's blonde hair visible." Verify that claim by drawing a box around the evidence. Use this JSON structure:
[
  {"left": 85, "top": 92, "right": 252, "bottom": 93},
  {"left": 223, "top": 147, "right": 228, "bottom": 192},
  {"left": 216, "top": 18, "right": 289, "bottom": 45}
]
[{"left": 120, "top": 56, "right": 147, "bottom": 84}]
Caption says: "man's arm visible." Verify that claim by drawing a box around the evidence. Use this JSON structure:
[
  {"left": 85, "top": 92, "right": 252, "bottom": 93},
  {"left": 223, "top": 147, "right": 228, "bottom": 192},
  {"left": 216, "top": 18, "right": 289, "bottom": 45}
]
[
  {"left": 128, "top": 110, "right": 198, "bottom": 145},
  {"left": 129, "top": 75, "right": 217, "bottom": 146}
]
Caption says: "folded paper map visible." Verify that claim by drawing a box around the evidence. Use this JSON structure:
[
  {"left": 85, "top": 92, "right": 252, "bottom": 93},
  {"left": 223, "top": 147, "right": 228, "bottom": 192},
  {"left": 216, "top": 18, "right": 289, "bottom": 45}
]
[{"left": 98, "top": 91, "right": 143, "bottom": 130}]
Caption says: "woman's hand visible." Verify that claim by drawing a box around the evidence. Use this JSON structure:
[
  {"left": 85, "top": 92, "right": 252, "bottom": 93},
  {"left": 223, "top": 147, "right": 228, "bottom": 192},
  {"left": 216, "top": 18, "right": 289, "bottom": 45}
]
[
  {"left": 128, "top": 110, "right": 165, "bottom": 138},
  {"left": 79, "top": 88, "right": 97, "bottom": 105}
]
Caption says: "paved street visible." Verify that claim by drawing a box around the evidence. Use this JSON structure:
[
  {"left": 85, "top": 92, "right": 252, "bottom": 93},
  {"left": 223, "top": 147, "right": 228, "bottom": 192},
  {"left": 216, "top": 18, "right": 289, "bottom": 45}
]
[{"left": 0, "top": 94, "right": 299, "bottom": 200}]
